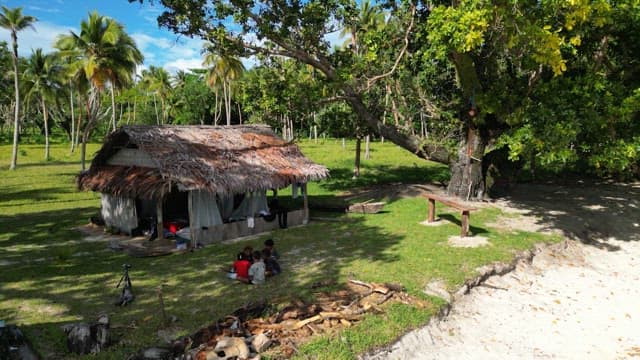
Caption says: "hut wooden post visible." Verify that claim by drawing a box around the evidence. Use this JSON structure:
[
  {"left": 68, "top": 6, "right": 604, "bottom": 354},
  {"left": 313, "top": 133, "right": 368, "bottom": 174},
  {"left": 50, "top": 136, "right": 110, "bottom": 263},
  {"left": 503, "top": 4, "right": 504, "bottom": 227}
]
[
  {"left": 156, "top": 198, "right": 164, "bottom": 241},
  {"left": 188, "top": 191, "right": 195, "bottom": 248},
  {"left": 302, "top": 182, "right": 309, "bottom": 224}
]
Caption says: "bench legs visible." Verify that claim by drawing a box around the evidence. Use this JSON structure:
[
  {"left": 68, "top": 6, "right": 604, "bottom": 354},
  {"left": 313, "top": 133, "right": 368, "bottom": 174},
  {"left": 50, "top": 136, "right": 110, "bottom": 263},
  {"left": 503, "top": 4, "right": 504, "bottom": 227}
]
[
  {"left": 426, "top": 198, "right": 471, "bottom": 237},
  {"left": 427, "top": 198, "right": 436, "bottom": 222}
]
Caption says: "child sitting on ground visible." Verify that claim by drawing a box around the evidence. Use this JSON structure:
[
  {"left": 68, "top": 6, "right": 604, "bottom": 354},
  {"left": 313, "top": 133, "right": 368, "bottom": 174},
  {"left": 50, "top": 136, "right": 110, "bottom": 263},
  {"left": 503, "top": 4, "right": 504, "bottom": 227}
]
[
  {"left": 262, "top": 248, "right": 281, "bottom": 276},
  {"left": 227, "top": 253, "right": 251, "bottom": 283},
  {"left": 242, "top": 246, "right": 254, "bottom": 263},
  {"left": 263, "top": 239, "right": 279, "bottom": 259},
  {"left": 248, "top": 251, "right": 265, "bottom": 285}
]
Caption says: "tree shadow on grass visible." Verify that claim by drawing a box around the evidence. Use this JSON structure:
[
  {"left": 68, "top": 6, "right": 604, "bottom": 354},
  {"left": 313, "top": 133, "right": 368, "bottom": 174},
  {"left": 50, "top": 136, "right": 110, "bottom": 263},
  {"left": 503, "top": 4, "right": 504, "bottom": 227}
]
[
  {"left": 318, "top": 165, "right": 449, "bottom": 195},
  {"left": 0, "top": 187, "right": 78, "bottom": 205},
  {"left": 438, "top": 214, "right": 489, "bottom": 236},
  {"left": 497, "top": 180, "right": 640, "bottom": 248}
]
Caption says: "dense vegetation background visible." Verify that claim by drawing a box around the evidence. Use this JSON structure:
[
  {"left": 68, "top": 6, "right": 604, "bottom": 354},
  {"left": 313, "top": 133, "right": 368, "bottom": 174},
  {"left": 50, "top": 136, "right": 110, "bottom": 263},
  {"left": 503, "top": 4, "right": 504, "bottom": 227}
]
[{"left": 1, "top": 1, "right": 639, "bottom": 195}]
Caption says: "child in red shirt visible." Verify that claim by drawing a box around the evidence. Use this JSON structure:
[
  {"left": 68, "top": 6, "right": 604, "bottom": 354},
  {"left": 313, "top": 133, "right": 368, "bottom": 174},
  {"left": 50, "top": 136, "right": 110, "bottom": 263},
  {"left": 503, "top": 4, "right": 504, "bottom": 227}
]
[{"left": 227, "top": 253, "right": 250, "bottom": 283}]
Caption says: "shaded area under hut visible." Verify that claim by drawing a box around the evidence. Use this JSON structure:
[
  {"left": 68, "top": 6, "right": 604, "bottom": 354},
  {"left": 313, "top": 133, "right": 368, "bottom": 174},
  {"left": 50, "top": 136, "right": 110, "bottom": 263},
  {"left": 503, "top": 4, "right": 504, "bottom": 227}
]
[{"left": 77, "top": 125, "right": 329, "bottom": 246}]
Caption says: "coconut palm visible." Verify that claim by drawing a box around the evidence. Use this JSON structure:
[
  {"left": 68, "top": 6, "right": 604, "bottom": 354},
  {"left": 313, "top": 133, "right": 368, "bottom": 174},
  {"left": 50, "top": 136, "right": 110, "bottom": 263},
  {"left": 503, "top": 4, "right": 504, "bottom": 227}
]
[
  {"left": 203, "top": 46, "right": 245, "bottom": 125},
  {"left": 0, "top": 6, "right": 36, "bottom": 170},
  {"left": 340, "top": 0, "right": 384, "bottom": 55},
  {"left": 55, "top": 11, "right": 143, "bottom": 169},
  {"left": 23, "top": 49, "right": 63, "bottom": 161},
  {"left": 140, "top": 66, "right": 172, "bottom": 124}
]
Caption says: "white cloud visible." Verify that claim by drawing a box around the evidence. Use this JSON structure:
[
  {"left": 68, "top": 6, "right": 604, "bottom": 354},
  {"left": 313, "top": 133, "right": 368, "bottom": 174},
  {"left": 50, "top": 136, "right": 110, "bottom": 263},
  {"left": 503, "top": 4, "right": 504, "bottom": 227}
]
[
  {"left": 132, "top": 32, "right": 205, "bottom": 73},
  {"left": 163, "top": 57, "right": 203, "bottom": 74},
  {"left": 27, "top": 5, "right": 61, "bottom": 13},
  {"left": 0, "top": 21, "right": 75, "bottom": 56}
]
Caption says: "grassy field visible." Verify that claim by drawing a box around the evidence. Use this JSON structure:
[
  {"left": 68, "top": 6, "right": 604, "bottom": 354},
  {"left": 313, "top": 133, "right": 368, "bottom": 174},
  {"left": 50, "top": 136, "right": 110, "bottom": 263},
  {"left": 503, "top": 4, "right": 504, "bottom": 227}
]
[{"left": 0, "top": 140, "right": 560, "bottom": 359}]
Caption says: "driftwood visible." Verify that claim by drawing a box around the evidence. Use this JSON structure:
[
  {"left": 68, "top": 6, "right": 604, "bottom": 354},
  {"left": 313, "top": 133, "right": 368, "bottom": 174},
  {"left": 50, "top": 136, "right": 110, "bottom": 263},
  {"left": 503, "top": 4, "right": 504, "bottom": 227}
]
[
  {"left": 130, "top": 279, "right": 420, "bottom": 359},
  {"left": 62, "top": 314, "right": 110, "bottom": 355},
  {"left": 348, "top": 279, "right": 404, "bottom": 295}
]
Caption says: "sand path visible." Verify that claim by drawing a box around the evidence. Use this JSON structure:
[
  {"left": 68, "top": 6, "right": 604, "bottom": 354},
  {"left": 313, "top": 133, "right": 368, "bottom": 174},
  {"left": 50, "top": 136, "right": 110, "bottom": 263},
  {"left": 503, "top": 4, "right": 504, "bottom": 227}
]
[{"left": 367, "top": 182, "right": 640, "bottom": 360}]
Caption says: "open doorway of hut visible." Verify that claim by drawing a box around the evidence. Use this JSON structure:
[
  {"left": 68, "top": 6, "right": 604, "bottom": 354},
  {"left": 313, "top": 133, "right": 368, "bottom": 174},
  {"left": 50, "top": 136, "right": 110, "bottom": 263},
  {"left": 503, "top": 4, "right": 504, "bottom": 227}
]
[{"left": 133, "top": 187, "right": 189, "bottom": 240}]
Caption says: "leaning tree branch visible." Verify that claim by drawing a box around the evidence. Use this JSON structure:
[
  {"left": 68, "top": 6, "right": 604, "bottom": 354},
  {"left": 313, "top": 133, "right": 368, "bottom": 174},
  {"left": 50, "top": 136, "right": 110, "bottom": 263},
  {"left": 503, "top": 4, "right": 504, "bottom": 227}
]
[{"left": 365, "top": 5, "right": 416, "bottom": 89}]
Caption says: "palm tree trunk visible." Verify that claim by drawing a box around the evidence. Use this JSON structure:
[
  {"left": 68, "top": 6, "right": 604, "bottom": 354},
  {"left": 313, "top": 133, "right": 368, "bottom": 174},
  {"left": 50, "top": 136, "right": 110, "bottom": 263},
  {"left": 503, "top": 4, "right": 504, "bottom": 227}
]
[
  {"left": 75, "top": 92, "right": 82, "bottom": 149},
  {"left": 364, "top": 134, "right": 370, "bottom": 160},
  {"left": 70, "top": 83, "right": 75, "bottom": 153},
  {"left": 42, "top": 97, "right": 50, "bottom": 161},
  {"left": 110, "top": 84, "right": 116, "bottom": 131},
  {"left": 10, "top": 40, "right": 20, "bottom": 170},
  {"left": 153, "top": 93, "right": 159, "bottom": 125},
  {"left": 237, "top": 102, "right": 242, "bottom": 124},
  {"left": 119, "top": 97, "right": 124, "bottom": 124},
  {"left": 224, "top": 81, "right": 231, "bottom": 125},
  {"left": 132, "top": 96, "right": 137, "bottom": 124}
]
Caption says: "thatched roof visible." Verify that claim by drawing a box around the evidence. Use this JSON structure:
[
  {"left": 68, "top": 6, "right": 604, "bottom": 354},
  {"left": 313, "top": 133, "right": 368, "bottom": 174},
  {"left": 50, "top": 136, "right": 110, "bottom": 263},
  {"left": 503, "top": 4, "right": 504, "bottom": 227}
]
[{"left": 78, "top": 125, "right": 329, "bottom": 199}]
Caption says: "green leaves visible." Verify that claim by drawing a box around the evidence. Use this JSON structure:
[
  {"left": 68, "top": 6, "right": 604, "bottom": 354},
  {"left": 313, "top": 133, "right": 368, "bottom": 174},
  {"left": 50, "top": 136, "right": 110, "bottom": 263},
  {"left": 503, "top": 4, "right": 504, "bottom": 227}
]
[{"left": 426, "top": 2, "right": 491, "bottom": 57}]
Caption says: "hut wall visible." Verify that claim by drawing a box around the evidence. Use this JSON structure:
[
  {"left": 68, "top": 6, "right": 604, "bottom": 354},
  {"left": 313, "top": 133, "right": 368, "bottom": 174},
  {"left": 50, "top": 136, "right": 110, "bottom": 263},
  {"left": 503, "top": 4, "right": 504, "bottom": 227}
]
[
  {"left": 229, "top": 192, "right": 269, "bottom": 220},
  {"left": 101, "top": 194, "right": 138, "bottom": 234},
  {"left": 189, "top": 190, "right": 223, "bottom": 228},
  {"left": 194, "top": 209, "right": 306, "bottom": 244}
]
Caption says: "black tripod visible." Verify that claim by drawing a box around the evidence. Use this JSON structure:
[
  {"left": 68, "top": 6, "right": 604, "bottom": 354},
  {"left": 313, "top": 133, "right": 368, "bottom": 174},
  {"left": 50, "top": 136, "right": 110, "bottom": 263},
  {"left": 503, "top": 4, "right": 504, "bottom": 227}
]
[{"left": 115, "top": 264, "right": 134, "bottom": 306}]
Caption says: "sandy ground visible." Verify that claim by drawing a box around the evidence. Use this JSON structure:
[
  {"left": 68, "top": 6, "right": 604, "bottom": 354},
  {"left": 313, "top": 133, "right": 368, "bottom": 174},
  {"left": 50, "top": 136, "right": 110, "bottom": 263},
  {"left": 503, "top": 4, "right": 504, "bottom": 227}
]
[{"left": 366, "top": 181, "right": 640, "bottom": 360}]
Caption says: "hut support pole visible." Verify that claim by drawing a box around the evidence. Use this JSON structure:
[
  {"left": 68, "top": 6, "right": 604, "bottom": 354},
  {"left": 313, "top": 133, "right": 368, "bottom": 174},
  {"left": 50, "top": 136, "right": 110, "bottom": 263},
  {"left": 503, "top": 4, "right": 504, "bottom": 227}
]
[
  {"left": 156, "top": 199, "right": 164, "bottom": 241},
  {"left": 303, "top": 183, "right": 309, "bottom": 224},
  {"left": 188, "top": 191, "right": 195, "bottom": 248}
]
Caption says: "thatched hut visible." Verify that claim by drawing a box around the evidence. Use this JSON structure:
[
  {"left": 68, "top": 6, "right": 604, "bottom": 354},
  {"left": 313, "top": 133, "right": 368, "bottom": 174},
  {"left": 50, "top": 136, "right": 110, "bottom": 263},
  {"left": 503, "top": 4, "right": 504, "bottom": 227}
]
[{"left": 78, "top": 125, "right": 329, "bottom": 244}]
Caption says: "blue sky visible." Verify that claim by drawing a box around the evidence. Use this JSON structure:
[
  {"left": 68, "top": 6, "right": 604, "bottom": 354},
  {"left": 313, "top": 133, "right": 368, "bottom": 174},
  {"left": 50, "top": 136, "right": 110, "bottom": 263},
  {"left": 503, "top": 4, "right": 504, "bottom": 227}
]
[
  {"left": 0, "top": 0, "right": 207, "bottom": 73},
  {"left": 0, "top": 0, "right": 346, "bottom": 73}
]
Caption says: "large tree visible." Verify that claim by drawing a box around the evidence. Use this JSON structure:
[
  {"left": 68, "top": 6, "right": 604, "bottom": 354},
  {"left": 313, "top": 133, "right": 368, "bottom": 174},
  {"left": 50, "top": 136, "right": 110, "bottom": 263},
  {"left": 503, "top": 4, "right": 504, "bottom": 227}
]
[
  {"left": 0, "top": 6, "right": 36, "bottom": 170},
  {"left": 131, "top": 0, "right": 635, "bottom": 199},
  {"left": 55, "top": 11, "right": 143, "bottom": 169}
]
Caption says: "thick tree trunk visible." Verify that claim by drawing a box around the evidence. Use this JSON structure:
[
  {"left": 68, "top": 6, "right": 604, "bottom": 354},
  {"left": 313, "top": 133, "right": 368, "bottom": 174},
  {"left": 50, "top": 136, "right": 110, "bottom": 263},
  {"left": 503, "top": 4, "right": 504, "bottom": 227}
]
[
  {"left": 342, "top": 90, "right": 451, "bottom": 164},
  {"left": 446, "top": 124, "right": 486, "bottom": 200}
]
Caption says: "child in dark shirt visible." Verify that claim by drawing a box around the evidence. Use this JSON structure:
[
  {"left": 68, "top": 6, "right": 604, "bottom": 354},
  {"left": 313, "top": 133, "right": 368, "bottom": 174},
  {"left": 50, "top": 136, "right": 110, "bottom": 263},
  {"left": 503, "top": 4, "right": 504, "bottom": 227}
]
[
  {"left": 262, "top": 248, "right": 281, "bottom": 276},
  {"left": 263, "top": 239, "right": 279, "bottom": 259}
]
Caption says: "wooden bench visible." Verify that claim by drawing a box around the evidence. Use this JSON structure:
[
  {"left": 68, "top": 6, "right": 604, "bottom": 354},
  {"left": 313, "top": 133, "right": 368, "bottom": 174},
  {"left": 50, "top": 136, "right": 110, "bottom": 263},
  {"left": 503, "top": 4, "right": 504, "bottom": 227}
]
[{"left": 424, "top": 193, "right": 477, "bottom": 237}]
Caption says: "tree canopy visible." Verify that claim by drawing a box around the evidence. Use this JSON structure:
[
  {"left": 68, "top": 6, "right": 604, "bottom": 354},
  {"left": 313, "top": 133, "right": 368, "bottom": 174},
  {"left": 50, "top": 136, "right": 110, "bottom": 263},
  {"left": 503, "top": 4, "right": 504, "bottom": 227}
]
[{"left": 128, "top": 0, "right": 640, "bottom": 197}]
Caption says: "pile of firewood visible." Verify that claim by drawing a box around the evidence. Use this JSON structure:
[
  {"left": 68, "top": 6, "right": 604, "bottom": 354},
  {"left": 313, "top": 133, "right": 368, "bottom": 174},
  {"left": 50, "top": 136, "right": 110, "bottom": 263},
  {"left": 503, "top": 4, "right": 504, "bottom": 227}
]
[{"left": 133, "top": 279, "right": 422, "bottom": 359}]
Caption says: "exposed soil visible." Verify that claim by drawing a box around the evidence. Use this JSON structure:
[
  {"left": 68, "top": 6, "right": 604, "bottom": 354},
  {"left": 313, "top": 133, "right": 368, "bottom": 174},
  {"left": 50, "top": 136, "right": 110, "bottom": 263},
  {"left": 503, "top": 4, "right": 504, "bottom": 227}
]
[{"left": 366, "top": 180, "right": 640, "bottom": 360}]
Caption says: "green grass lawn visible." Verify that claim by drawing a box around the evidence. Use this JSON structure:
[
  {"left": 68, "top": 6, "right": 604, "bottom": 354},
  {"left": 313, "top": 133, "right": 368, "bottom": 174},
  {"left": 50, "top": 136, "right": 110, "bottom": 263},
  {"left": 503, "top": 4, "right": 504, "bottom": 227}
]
[{"left": 0, "top": 140, "right": 560, "bottom": 359}]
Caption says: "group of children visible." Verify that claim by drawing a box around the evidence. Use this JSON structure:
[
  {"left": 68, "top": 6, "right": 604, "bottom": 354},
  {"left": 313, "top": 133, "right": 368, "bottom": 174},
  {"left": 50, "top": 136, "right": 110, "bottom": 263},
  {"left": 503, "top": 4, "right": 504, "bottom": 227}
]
[{"left": 227, "top": 239, "right": 281, "bottom": 285}]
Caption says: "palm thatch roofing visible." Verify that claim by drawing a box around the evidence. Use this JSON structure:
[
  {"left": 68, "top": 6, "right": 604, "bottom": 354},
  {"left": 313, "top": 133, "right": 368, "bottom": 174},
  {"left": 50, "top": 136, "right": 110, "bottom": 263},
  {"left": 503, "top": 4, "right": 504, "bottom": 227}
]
[{"left": 78, "top": 125, "right": 329, "bottom": 199}]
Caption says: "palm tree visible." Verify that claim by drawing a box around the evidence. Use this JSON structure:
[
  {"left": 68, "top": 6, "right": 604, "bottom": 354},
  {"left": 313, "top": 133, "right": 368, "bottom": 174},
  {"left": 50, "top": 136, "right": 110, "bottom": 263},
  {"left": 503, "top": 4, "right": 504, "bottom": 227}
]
[
  {"left": 0, "top": 6, "right": 36, "bottom": 170},
  {"left": 23, "top": 49, "right": 63, "bottom": 161},
  {"left": 340, "top": 0, "right": 384, "bottom": 56},
  {"left": 140, "top": 66, "right": 172, "bottom": 124},
  {"left": 172, "top": 70, "right": 189, "bottom": 90},
  {"left": 55, "top": 11, "right": 143, "bottom": 169},
  {"left": 203, "top": 46, "right": 245, "bottom": 125}
]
